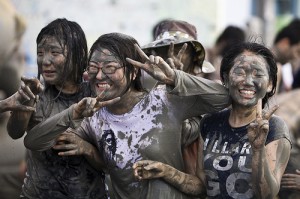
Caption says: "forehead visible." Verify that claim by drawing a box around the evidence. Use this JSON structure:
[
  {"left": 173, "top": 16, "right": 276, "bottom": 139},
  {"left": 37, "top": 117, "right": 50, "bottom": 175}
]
[
  {"left": 232, "top": 51, "right": 268, "bottom": 69},
  {"left": 90, "top": 49, "right": 119, "bottom": 62},
  {"left": 37, "top": 36, "right": 63, "bottom": 48}
]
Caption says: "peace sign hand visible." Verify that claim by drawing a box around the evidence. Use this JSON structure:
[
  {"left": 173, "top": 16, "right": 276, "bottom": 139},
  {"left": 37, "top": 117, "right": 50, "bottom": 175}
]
[
  {"left": 247, "top": 99, "right": 279, "bottom": 151},
  {"left": 126, "top": 44, "right": 176, "bottom": 86},
  {"left": 166, "top": 42, "right": 187, "bottom": 70},
  {"left": 72, "top": 91, "right": 120, "bottom": 119}
]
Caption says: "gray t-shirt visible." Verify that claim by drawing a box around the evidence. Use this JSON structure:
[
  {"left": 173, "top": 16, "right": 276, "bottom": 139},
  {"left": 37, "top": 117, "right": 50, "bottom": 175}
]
[{"left": 76, "top": 71, "right": 230, "bottom": 199}]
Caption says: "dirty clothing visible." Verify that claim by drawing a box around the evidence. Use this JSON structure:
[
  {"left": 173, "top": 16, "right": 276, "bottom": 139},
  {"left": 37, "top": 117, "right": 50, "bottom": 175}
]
[
  {"left": 21, "top": 83, "right": 108, "bottom": 199},
  {"left": 76, "top": 70, "right": 230, "bottom": 199},
  {"left": 200, "top": 109, "right": 291, "bottom": 199}
]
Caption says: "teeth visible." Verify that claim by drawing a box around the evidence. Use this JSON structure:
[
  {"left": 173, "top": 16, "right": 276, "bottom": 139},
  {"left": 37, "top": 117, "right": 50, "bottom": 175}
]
[
  {"left": 97, "top": 84, "right": 108, "bottom": 88},
  {"left": 240, "top": 90, "right": 255, "bottom": 95}
]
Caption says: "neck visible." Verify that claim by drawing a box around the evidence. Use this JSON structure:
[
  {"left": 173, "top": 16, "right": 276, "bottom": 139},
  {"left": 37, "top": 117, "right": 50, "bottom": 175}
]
[
  {"left": 55, "top": 81, "right": 79, "bottom": 94},
  {"left": 107, "top": 88, "right": 146, "bottom": 115},
  {"left": 229, "top": 105, "right": 256, "bottom": 128}
]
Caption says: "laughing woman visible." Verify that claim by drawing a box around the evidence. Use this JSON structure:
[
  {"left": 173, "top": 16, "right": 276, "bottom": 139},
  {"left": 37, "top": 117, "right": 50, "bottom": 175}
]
[{"left": 133, "top": 42, "right": 292, "bottom": 199}]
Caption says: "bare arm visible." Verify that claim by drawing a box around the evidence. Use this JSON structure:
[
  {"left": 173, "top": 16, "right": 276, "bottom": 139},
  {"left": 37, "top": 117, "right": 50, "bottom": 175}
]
[
  {"left": 249, "top": 100, "right": 291, "bottom": 198},
  {"left": 133, "top": 136, "right": 207, "bottom": 197}
]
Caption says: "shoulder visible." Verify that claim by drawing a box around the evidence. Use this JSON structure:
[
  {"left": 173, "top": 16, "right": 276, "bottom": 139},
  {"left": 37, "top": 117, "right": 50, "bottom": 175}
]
[{"left": 266, "top": 114, "right": 291, "bottom": 146}]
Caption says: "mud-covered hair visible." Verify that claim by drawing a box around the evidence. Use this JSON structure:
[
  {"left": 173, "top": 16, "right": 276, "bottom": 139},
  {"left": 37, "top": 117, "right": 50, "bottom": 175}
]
[{"left": 36, "top": 18, "right": 87, "bottom": 86}]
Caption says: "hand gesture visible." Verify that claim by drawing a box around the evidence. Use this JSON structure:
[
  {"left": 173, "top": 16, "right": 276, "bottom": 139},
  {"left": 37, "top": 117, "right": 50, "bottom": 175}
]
[
  {"left": 126, "top": 44, "right": 176, "bottom": 85},
  {"left": 73, "top": 92, "right": 120, "bottom": 119},
  {"left": 247, "top": 99, "right": 279, "bottom": 151},
  {"left": 16, "top": 76, "right": 43, "bottom": 106},
  {"left": 281, "top": 169, "right": 300, "bottom": 191},
  {"left": 166, "top": 42, "right": 187, "bottom": 71},
  {"left": 132, "top": 160, "right": 167, "bottom": 180},
  {"left": 52, "top": 129, "right": 92, "bottom": 156}
]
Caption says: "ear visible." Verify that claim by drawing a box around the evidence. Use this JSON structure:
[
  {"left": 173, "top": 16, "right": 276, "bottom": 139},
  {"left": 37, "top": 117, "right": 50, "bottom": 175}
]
[
  {"left": 267, "top": 81, "right": 273, "bottom": 92},
  {"left": 223, "top": 74, "right": 229, "bottom": 88},
  {"left": 132, "top": 68, "right": 138, "bottom": 80}
]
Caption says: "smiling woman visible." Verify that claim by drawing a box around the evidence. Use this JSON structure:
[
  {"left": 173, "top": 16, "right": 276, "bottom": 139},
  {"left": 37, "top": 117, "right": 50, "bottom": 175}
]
[
  {"left": 6, "top": 18, "right": 109, "bottom": 198},
  {"left": 133, "top": 42, "right": 291, "bottom": 199}
]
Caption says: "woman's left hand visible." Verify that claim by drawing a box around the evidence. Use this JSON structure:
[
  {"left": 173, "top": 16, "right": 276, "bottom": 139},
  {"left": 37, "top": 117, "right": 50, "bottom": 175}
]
[{"left": 247, "top": 99, "right": 279, "bottom": 150}]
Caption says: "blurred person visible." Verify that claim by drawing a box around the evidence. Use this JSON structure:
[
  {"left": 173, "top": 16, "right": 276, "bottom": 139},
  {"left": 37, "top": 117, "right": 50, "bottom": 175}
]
[
  {"left": 7, "top": 18, "right": 110, "bottom": 198},
  {"left": 141, "top": 20, "right": 216, "bottom": 177},
  {"left": 38, "top": 32, "right": 231, "bottom": 199},
  {"left": 0, "top": 0, "right": 26, "bottom": 77},
  {"left": 272, "top": 18, "right": 300, "bottom": 93},
  {"left": 133, "top": 42, "right": 291, "bottom": 199},
  {"left": 206, "top": 25, "right": 246, "bottom": 81},
  {"left": 274, "top": 88, "right": 300, "bottom": 199},
  {"left": 0, "top": 67, "right": 27, "bottom": 199}
]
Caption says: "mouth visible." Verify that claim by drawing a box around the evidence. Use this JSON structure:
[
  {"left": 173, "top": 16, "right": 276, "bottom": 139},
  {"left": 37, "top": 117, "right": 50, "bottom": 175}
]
[
  {"left": 43, "top": 70, "right": 56, "bottom": 77},
  {"left": 239, "top": 89, "right": 256, "bottom": 98},
  {"left": 96, "top": 82, "right": 110, "bottom": 91}
]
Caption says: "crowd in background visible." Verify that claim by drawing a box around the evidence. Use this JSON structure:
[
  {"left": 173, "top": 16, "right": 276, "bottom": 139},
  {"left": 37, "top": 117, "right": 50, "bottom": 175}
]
[{"left": 1, "top": 0, "right": 300, "bottom": 198}]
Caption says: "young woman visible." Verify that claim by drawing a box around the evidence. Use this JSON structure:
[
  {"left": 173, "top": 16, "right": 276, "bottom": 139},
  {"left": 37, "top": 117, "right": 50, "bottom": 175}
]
[
  {"left": 133, "top": 42, "right": 292, "bottom": 199},
  {"left": 7, "top": 18, "right": 112, "bottom": 198},
  {"left": 45, "top": 32, "right": 231, "bottom": 199}
]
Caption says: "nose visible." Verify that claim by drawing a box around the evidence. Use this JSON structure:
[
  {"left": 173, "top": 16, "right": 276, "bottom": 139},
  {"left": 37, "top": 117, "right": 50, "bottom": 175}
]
[
  {"left": 244, "top": 74, "right": 254, "bottom": 85},
  {"left": 95, "top": 68, "right": 106, "bottom": 80},
  {"left": 42, "top": 54, "right": 52, "bottom": 66}
]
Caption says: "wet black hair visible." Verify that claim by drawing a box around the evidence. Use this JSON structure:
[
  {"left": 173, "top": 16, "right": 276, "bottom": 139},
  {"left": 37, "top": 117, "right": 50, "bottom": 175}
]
[
  {"left": 88, "top": 32, "right": 145, "bottom": 92},
  {"left": 36, "top": 18, "right": 88, "bottom": 86},
  {"left": 220, "top": 42, "right": 277, "bottom": 108}
]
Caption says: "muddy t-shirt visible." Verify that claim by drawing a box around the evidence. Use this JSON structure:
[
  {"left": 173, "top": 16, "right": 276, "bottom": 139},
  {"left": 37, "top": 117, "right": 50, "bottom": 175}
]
[
  {"left": 22, "top": 82, "right": 108, "bottom": 199},
  {"left": 200, "top": 109, "right": 291, "bottom": 199},
  {"left": 76, "top": 71, "right": 230, "bottom": 199}
]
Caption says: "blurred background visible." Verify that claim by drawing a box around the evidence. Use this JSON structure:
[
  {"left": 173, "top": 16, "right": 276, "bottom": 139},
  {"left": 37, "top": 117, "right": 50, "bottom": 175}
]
[{"left": 4, "top": 0, "right": 300, "bottom": 77}]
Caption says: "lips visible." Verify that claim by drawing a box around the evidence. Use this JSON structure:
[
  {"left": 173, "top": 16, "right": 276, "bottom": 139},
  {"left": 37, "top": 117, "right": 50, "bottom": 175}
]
[
  {"left": 96, "top": 82, "right": 110, "bottom": 92},
  {"left": 239, "top": 89, "right": 256, "bottom": 98}
]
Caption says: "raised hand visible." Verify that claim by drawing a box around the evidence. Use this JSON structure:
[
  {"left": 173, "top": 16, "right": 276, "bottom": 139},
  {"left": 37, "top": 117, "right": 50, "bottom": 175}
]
[
  {"left": 73, "top": 91, "right": 120, "bottom": 119},
  {"left": 167, "top": 42, "right": 187, "bottom": 70},
  {"left": 133, "top": 160, "right": 167, "bottom": 180},
  {"left": 52, "top": 129, "right": 92, "bottom": 156},
  {"left": 20, "top": 76, "right": 44, "bottom": 97},
  {"left": 126, "top": 44, "right": 176, "bottom": 85},
  {"left": 281, "top": 169, "right": 300, "bottom": 191},
  {"left": 247, "top": 99, "right": 279, "bottom": 150}
]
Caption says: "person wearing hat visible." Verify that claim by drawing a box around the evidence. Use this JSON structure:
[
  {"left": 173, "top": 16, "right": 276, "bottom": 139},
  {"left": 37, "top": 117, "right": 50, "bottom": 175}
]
[{"left": 141, "top": 19, "right": 218, "bottom": 178}]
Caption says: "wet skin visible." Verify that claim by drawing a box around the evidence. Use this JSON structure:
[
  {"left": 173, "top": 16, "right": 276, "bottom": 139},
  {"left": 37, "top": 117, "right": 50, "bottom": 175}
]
[
  {"left": 37, "top": 36, "right": 67, "bottom": 86},
  {"left": 228, "top": 51, "right": 271, "bottom": 108},
  {"left": 88, "top": 49, "right": 127, "bottom": 101}
]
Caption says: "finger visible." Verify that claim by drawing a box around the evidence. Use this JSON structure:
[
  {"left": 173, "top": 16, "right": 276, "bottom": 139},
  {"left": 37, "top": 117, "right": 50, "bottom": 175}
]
[
  {"left": 22, "top": 85, "right": 36, "bottom": 99},
  {"left": 256, "top": 99, "right": 262, "bottom": 119},
  {"left": 168, "top": 42, "right": 175, "bottom": 58},
  {"left": 58, "top": 149, "right": 78, "bottom": 156},
  {"left": 126, "top": 58, "right": 146, "bottom": 70},
  {"left": 167, "top": 58, "right": 176, "bottom": 69},
  {"left": 177, "top": 43, "right": 187, "bottom": 59},
  {"left": 134, "top": 44, "right": 150, "bottom": 61},
  {"left": 14, "top": 104, "right": 36, "bottom": 112},
  {"left": 53, "top": 143, "right": 77, "bottom": 150},
  {"left": 263, "top": 105, "right": 279, "bottom": 120},
  {"left": 18, "top": 88, "right": 30, "bottom": 101},
  {"left": 154, "top": 56, "right": 160, "bottom": 65},
  {"left": 97, "top": 97, "right": 120, "bottom": 109}
]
